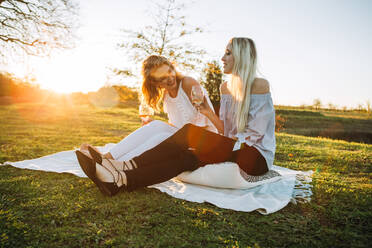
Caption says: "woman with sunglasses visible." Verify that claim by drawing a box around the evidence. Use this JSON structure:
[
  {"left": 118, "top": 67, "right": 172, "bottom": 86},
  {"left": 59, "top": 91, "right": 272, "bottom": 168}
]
[
  {"left": 77, "top": 37, "right": 276, "bottom": 196},
  {"left": 79, "top": 55, "right": 217, "bottom": 172}
]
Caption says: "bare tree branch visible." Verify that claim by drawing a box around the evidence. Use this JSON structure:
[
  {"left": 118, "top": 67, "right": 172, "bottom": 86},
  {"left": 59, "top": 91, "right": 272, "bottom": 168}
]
[
  {"left": 116, "top": 0, "right": 205, "bottom": 77},
  {"left": 0, "top": 0, "right": 79, "bottom": 63}
]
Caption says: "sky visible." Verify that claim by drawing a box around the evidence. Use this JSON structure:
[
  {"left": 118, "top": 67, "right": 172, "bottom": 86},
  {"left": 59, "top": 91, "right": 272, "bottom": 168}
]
[{"left": 3, "top": 0, "right": 372, "bottom": 108}]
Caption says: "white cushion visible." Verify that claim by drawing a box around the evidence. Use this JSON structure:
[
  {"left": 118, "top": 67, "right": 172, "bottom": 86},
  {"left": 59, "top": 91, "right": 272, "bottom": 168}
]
[{"left": 176, "top": 162, "right": 282, "bottom": 189}]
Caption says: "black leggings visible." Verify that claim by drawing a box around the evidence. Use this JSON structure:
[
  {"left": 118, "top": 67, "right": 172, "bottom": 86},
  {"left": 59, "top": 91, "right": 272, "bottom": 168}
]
[{"left": 125, "top": 124, "right": 268, "bottom": 191}]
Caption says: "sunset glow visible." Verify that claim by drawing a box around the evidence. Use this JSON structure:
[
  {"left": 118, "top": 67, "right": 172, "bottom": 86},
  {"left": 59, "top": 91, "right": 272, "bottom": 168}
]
[
  {"left": 1, "top": 0, "right": 371, "bottom": 108},
  {"left": 33, "top": 47, "right": 107, "bottom": 94}
]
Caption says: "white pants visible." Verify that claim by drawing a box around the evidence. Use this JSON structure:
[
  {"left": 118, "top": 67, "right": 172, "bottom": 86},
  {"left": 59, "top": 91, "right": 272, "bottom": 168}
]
[{"left": 109, "top": 120, "right": 178, "bottom": 161}]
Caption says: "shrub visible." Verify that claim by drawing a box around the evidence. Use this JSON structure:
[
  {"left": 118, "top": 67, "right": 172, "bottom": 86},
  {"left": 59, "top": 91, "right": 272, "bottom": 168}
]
[
  {"left": 200, "top": 61, "right": 223, "bottom": 106},
  {"left": 275, "top": 114, "right": 286, "bottom": 132}
]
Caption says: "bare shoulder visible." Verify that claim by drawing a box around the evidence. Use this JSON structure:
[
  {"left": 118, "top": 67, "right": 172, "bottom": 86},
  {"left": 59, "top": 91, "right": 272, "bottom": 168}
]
[
  {"left": 220, "top": 81, "right": 230, "bottom": 95},
  {"left": 181, "top": 76, "right": 199, "bottom": 95},
  {"left": 182, "top": 76, "right": 199, "bottom": 88},
  {"left": 251, "top": 78, "right": 270, "bottom": 94}
]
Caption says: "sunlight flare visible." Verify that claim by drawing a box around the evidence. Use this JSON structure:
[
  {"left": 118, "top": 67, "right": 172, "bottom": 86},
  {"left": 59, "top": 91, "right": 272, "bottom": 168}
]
[{"left": 33, "top": 48, "right": 107, "bottom": 93}]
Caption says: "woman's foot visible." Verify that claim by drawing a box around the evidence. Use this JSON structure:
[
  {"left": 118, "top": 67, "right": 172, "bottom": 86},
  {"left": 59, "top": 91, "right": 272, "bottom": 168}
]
[
  {"left": 80, "top": 144, "right": 114, "bottom": 160},
  {"left": 79, "top": 143, "right": 92, "bottom": 159},
  {"left": 75, "top": 150, "right": 125, "bottom": 196},
  {"left": 88, "top": 146, "right": 137, "bottom": 171},
  {"left": 96, "top": 158, "right": 128, "bottom": 188},
  {"left": 88, "top": 145, "right": 114, "bottom": 160}
]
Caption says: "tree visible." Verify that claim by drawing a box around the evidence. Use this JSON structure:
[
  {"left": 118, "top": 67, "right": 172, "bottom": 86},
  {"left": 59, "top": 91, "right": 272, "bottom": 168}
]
[
  {"left": 0, "top": 71, "right": 44, "bottom": 102},
  {"left": 200, "top": 60, "right": 223, "bottom": 106},
  {"left": 112, "top": 85, "right": 139, "bottom": 102},
  {"left": 88, "top": 86, "right": 120, "bottom": 108},
  {"left": 116, "top": 0, "right": 205, "bottom": 77},
  {"left": 327, "top": 102, "right": 336, "bottom": 110},
  {"left": 357, "top": 103, "right": 364, "bottom": 112},
  {"left": 366, "top": 100, "right": 371, "bottom": 116},
  {"left": 313, "top": 98, "right": 322, "bottom": 110},
  {"left": 0, "top": 0, "right": 78, "bottom": 62}
]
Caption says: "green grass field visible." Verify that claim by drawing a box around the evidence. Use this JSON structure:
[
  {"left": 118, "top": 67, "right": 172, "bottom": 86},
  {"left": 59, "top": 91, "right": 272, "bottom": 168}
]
[
  {"left": 0, "top": 103, "right": 371, "bottom": 248},
  {"left": 275, "top": 106, "right": 372, "bottom": 144}
]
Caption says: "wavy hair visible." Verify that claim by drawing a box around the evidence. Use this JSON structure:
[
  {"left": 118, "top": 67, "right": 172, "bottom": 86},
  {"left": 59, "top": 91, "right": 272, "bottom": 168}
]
[
  {"left": 141, "top": 55, "right": 183, "bottom": 111},
  {"left": 228, "top": 37, "right": 257, "bottom": 133}
]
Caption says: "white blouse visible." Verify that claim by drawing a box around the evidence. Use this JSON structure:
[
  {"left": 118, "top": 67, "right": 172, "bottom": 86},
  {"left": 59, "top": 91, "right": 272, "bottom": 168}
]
[
  {"left": 163, "top": 80, "right": 218, "bottom": 133},
  {"left": 219, "top": 93, "right": 276, "bottom": 168},
  {"left": 110, "top": 80, "right": 217, "bottom": 161}
]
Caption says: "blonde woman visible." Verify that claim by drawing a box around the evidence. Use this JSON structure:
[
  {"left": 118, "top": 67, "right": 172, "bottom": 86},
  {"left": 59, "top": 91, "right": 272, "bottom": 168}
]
[{"left": 77, "top": 37, "right": 276, "bottom": 196}]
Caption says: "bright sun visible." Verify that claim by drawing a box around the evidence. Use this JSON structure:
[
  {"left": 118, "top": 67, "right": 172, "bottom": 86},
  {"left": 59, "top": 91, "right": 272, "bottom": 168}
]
[{"left": 33, "top": 48, "right": 107, "bottom": 94}]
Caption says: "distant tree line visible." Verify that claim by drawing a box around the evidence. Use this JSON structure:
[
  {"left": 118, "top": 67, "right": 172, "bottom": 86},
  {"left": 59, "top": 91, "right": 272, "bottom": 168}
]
[
  {"left": 299, "top": 98, "right": 371, "bottom": 114},
  {"left": 0, "top": 72, "right": 45, "bottom": 103},
  {"left": 0, "top": 72, "right": 139, "bottom": 106}
]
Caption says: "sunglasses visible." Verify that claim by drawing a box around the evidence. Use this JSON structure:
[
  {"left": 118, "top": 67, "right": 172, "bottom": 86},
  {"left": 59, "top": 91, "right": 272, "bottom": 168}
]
[{"left": 149, "top": 74, "right": 176, "bottom": 86}]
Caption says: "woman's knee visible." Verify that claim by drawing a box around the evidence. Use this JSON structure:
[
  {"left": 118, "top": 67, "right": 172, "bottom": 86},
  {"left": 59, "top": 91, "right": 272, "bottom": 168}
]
[
  {"left": 179, "top": 150, "right": 199, "bottom": 171},
  {"left": 175, "top": 123, "right": 193, "bottom": 136},
  {"left": 181, "top": 123, "right": 205, "bottom": 134},
  {"left": 149, "top": 120, "right": 174, "bottom": 132},
  {"left": 181, "top": 123, "right": 194, "bottom": 130},
  {"left": 148, "top": 120, "right": 163, "bottom": 129},
  {"left": 234, "top": 146, "right": 268, "bottom": 176}
]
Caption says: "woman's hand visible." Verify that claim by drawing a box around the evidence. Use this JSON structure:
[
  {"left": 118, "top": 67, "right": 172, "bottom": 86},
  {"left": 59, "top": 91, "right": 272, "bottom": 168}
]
[
  {"left": 194, "top": 96, "right": 213, "bottom": 117},
  {"left": 194, "top": 97, "right": 224, "bottom": 134},
  {"left": 140, "top": 116, "right": 153, "bottom": 126}
]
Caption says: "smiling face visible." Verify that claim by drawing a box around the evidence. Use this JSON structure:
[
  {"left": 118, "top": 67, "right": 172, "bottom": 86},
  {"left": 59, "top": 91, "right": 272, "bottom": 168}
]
[
  {"left": 149, "top": 64, "right": 178, "bottom": 92},
  {"left": 221, "top": 43, "right": 234, "bottom": 74}
]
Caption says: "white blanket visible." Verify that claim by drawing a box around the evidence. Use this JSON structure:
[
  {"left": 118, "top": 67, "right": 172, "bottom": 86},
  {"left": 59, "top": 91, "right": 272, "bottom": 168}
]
[{"left": 3, "top": 144, "right": 313, "bottom": 214}]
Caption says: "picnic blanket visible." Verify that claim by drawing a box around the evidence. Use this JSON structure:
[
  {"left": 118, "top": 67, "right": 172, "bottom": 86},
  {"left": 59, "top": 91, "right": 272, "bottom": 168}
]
[{"left": 3, "top": 144, "right": 313, "bottom": 214}]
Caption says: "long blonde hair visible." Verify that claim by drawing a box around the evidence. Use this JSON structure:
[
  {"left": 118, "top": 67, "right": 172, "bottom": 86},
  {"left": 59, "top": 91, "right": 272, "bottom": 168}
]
[
  {"left": 228, "top": 37, "right": 257, "bottom": 133},
  {"left": 141, "top": 55, "right": 183, "bottom": 111}
]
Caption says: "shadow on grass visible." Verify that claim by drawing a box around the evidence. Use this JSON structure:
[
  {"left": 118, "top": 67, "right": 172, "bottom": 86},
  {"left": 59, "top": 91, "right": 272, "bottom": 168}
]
[{"left": 306, "top": 130, "right": 372, "bottom": 144}]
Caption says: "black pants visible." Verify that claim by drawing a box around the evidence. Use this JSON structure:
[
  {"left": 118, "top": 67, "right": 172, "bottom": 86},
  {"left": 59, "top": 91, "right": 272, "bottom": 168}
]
[{"left": 125, "top": 124, "right": 268, "bottom": 191}]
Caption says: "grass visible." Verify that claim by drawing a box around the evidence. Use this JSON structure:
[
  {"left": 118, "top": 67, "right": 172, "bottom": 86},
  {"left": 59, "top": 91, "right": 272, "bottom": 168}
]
[
  {"left": 276, "top": 107, "right": 372, "bottom": 144},
  {"left": 0, "top": 103, "right": 371, "bottom": 248}
]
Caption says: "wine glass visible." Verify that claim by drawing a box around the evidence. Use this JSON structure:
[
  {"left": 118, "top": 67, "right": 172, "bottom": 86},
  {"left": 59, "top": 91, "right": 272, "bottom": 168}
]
[
  {"left": 191, "top": 85, "right": 204, "bottom": 107},
  {"left": 139, "top": 103, "right": 154, "bottom": 124}
]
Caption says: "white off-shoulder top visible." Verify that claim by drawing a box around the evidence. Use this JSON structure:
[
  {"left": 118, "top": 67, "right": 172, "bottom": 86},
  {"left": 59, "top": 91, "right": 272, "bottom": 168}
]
[{"left": 219, "top": 93, "right": 276, "bottom": 168}]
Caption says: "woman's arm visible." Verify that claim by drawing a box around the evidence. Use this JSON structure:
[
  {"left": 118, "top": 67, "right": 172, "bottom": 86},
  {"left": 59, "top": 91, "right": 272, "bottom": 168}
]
[
  {"left": 182, "top": 77, "right": 223, "bottom": 133},
  {"left": 242, "top": 78, "right": 272, "bottom": 141},
  {"left": 197, "top": 81, "right": 225, "bottom": 134},
  {"left": 181, "top": 76, "right": 202, "bottom": 104},
  {"left": 198, "top": 102, "right": 224, "bottom": 134}
]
